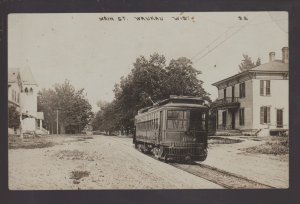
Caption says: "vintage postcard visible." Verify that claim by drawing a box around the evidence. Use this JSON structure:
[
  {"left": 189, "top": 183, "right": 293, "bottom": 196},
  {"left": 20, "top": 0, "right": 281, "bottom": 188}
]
[{"left": 7, "top": 12, "right": 288, "bottom": 190}]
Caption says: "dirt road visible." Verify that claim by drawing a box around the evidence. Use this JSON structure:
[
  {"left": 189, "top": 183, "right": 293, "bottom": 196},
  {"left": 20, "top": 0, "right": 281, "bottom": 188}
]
[{"left": 9, "top": 135, "right": 222, "bottom": 190}]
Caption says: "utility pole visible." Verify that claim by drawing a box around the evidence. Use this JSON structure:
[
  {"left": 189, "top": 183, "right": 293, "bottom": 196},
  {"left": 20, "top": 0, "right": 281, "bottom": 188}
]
[
  {"left": 56, "top": 110, "right": 59, "bottom": 135},
  {"left": 20, "top": 114, "right": 23, "bottom": 139}
]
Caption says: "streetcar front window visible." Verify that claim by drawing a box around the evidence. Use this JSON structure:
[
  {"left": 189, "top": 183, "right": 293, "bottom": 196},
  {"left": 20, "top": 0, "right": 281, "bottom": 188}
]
[
  {"left": 167, "top": 110, "right": 188, "bottom": 130},
  {"left": 190, "top": 110, "right": 206, "bottom": 131}
]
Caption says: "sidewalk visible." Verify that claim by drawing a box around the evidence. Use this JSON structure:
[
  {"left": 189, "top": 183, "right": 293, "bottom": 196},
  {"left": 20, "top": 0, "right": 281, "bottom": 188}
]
[{"left": 201, "top": 136, "right": 288, "bottom": 188}]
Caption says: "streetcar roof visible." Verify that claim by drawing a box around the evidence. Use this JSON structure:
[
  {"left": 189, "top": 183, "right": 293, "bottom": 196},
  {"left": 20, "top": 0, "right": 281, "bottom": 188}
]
[{"left": 137, "top": 95, "right": 207, "bottom": 114}]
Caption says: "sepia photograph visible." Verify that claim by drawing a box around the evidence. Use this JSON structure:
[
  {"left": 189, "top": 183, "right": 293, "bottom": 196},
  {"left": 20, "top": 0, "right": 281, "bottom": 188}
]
[{"left": 7, "top": 11, "right": 289, "bottom": 190}]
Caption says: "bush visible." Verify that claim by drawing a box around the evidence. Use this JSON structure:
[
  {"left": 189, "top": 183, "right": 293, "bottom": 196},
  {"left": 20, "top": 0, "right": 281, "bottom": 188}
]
[
  {"left": 8, "top": 106, "right": 20, "bottom": 130},
  {"left": 243, "top": 137, "right": 289, "bottom": 155},
  {"left": 70, "top": 170, "right": 90, "bottom": 180}
]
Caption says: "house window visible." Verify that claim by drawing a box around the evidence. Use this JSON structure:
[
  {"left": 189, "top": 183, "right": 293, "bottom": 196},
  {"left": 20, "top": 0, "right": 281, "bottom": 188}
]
[
  {"left": 260, "top": 106, "right": 271, "bottom": 124},
  {"left": 239, "top": 82, "right": 245, "bottom": 98},
  {"left": 224, "top": 88, "right": 227, "bottom": 99},
  {"left": 260, "top": 80, "right": 271, "bottom": 96},
  {"left": 239, "top": 108, "right": 245, "bottom": 126},
  {"left": 11, "top": 89, "right": 14, "bottom": 101},
  {"left": 25, "top": 87, "right": 28, "bottom": 94},
  {"left": 277, "top": 109, "right": 283, "bottom": 128}
]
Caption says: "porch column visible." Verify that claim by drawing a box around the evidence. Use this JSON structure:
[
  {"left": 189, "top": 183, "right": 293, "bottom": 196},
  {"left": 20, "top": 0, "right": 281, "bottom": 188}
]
[{"left": 39, "top": 119, "right": 42, "bottom": 129}]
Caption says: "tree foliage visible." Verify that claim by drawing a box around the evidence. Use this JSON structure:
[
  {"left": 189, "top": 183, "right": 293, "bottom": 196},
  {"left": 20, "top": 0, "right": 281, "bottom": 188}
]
[
  {"left": 91, "top": 100, "right": 120, "bottom": 135},
  {"left": 93, "top": 53, "right": 210, "bottom": 134},
  {"left": 38, "top": 80, "right": 93, "bottom": 134},
  {"left": 8, "top": 106, "right": 20, "bottom": 130},
  {"left": 239, "top": 54, "right": 261, "bottom": 72}
]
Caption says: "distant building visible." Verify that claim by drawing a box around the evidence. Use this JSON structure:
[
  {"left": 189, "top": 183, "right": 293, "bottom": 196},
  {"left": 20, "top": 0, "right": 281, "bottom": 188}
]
[
  {"left": 8, "top": 69, "right": 23, "bottom": 134},
  {"left": 8, "top": 69, "right": 22, "bottom": 110},
  {"left": 211, "top": 47, "right": 289, "bottom": 136},
  {"left": 8, "top": 67, "right": 47, "bottom": 135}
]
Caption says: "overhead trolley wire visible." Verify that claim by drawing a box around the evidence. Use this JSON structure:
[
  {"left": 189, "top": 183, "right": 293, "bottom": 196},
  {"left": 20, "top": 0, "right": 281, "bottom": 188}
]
[{"left": 192, "top": 14, "right": 261, "bottom": 64}]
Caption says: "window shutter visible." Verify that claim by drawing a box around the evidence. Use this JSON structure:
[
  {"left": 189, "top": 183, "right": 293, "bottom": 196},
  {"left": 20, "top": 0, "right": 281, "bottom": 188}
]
[
  {"left": 260, "top": 80, "right": 264, "bottom": 96},
  {"left": 267, "top": 107, "right": 270, "bottom": 123},
  {"left": 266, "top": 80, "right": 270, "bottom": 95},
  {"left": 242, "top": 109, "right": 245, "bottom": 125},
  {"left": 260, "top": 107, "right": 264, "bottom": 124},
  {"left": 239, "top": 110, "right": 241, "bottom": 125}
]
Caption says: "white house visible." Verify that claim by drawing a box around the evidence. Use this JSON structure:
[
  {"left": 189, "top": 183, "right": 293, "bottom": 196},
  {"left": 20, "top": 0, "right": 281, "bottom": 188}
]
[
  {"left": 8, "top": 69, "right": 23, "bottom": 134},
  {"left": 211, "top": 47, "right": 289, "bottom": 136},
  {"left": 8, "top": 67, "right": 47, "bottom": 135}
]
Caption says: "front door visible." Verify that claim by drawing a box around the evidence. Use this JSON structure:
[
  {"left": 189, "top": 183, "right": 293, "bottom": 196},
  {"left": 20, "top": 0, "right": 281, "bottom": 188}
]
[
  {"left": 277, "top": 109, "right": 283, "bottom": 128},
  {"left": 222, "top": 111, "right": 227, "bottom": 129},
  {"left": 231, "top": 111, "right": 235, "bottom": 129}
]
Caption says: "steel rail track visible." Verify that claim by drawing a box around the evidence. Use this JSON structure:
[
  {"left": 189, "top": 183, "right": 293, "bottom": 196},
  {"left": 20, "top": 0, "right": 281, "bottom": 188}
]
[{"left": 109, "top": 136, "right": 276, "bottom": 189}]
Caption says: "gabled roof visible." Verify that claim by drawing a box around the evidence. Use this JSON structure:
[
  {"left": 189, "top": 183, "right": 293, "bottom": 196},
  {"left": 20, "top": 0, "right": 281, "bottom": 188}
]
[
  {"left": 212, "top": 60, "right": 288, "bottom": 87},
  {"left": 8, "top": 68, "right": 20, "bottom": 83},
  {"left": 20, "top": 67, "right": 37, "bottom": 85}
]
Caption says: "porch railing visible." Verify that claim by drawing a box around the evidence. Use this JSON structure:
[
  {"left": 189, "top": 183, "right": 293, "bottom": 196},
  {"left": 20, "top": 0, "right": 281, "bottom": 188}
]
[
  {"left": 216, "top": 97, "right": 239, "bottom": 104},
  {"left": 211, "top": 97, "right": 240, "bottom": 109}
]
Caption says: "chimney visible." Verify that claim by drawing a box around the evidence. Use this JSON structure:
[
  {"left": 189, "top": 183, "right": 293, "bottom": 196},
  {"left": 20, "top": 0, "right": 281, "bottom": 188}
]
[
  {"left": 282, "top": 47, "right": 289, "bottom": 63},
  {"left": 269, "top": 52, "right": 275, "bottom": 62}
]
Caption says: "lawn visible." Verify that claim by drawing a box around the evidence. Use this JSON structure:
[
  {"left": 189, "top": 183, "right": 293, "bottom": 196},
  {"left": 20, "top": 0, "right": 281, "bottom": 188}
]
[
  {"left": 8, "top": 134, "right": 55, "bottom": 149},
  {"left": 242, "top": 136, "right": 289, "bottom": 155}
]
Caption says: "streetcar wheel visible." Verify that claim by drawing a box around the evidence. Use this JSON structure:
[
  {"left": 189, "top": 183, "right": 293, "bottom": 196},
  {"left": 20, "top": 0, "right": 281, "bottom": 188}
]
[
  {"left": 199, "top": 149, "right": 208, "bottom": 161},
  {"left": 164, "top": 154, "right": 169, "bottom": 163},
  {"left": 184, "top": 154, "right": 192, "bottom": 164}
]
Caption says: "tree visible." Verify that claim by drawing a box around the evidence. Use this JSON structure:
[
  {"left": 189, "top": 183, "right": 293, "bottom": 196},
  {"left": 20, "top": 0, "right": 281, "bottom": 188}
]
[
  {"left": 256, "top": 57, "right": 261, "bottom": 66},
  {"left": 38, "top": 80, "right": 93, "bottom": 134},
  {"left": 104, "top": 53, "right": 211, "bottom": 134},
  {"left": 38, "top": 88, "right": 57, "bottom": 133},
  {"left": 91, "top": 100, "right": 120, "bottom": 135},
  {"left": 8, "top": 106, "right": 20, "bottom": 130},
  {"left": 239, "top": 54, "right": 261, "bottom": 72},
  {"left": 96, "top": 100, "right": 109, "bottom": 109},
  {"left": 164, "top": 57, "right": 210, "bottom": 101}
]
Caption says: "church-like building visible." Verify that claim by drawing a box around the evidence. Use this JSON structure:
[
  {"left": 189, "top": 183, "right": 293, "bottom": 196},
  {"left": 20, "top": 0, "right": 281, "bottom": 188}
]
[{"left": 8, "top": 67, "right": 47, "bottom": 136}]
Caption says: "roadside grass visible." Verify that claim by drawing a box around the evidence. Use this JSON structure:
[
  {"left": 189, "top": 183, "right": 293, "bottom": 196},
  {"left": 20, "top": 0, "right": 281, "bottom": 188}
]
[
  {"left": 82, "top": 136, "right": 93, "bottom": 139},
  {"left": 63, "top": 134, "right": 94, "bottom": 142},
  {"left": 74, "top": 135, "right": 94, "bottom": 142},
  {"left": 242, "top": 136, "right": 289, "bottom": 155},
  {"left": 55, "top": 150, "right": 94, "bottom": 161},
  {"left": 70, "top": 170, "right": 90, "bottom": 180},
  {"left": 8, "top": 134, "right": 55, "bottom": 149},
  {"left": 208, "top": 136, "right": 243, "bottom": 145}
]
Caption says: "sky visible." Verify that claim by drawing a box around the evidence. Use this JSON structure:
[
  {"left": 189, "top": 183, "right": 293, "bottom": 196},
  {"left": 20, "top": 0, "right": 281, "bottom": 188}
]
[{"left": 8, "top": 12, "right": 288, "bottom": 111}]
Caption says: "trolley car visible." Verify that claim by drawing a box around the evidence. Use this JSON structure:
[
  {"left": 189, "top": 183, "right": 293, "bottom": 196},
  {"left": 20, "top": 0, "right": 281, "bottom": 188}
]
[{"left": 133, "top": 95, "right": 208, "bottom": 162}]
